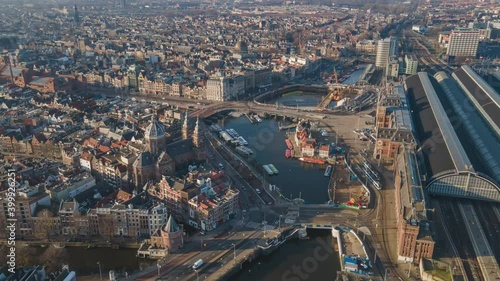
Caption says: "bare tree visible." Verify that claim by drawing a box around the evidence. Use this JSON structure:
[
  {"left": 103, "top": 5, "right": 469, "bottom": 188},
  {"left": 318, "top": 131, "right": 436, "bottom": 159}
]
[
  {"left": 98, "top": 214, "right": 115, "bottom": 240},
  {"left": 33, "top": 209, "right": 58, "bottom": 241}
]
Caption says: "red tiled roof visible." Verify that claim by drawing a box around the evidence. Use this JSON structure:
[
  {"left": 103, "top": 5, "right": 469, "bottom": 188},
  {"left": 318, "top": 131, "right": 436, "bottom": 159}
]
[{"left": 98, "top": 145, "right": 110, "bottom": 153}]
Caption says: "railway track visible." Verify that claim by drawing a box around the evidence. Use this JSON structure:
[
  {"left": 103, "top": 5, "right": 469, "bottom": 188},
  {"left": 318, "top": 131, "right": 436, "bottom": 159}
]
[
  {"left": 471, "top": 202, "right": 500, "bottom": 264},
  {"left": 436, "top": 198, "right": 483, "bottom": 281}
]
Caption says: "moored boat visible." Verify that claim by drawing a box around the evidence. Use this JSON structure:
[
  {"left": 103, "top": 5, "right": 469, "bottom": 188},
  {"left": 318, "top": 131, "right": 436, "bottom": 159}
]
[
  {"left": 285, "top": 139, "right": 293, "bottom": 150},
  {"left": 263, "top": 165, "right": 274, "bottom": 176},
  {"left": 324, "top": 165, "right": 332, "bottom": 177},
  {"left": 285, "top": 149, "right": 292, "bottom": 158},
  {"left": 299, "top": 157, "right": 326, "bottom": 165},
  {"left": 268, "top": 164, "right": 279, "bottom": 175}
]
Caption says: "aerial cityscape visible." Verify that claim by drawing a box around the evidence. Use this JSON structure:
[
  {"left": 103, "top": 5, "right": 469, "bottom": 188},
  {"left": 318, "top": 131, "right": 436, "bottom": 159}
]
[{"left": 0, "top": 0, "right": 499, "bottom": 281}]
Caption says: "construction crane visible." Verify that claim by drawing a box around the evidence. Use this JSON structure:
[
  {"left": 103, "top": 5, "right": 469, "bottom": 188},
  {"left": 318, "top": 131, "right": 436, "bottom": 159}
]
[
  {"left": 329, "top": 68, "right": 342, "bottom": 102},
  {"left": 317, "top": 68, "right": 343, "bottom": 110}
]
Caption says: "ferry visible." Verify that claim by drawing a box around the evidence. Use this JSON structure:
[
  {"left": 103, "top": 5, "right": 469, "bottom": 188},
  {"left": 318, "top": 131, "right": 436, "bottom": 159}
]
[
  {"left": 324, "top": 165, "right": 332, "bottom": 177},
  {"left": 236, "top": 146, "right": 251, "bottom": 156},
  {"left": 299, "top": 157, "right": 326, "bottom": 165},
  {"left": 254, "top": 115, "right": 262, "bottom": 123},
  {"left": 238, "top": 146, "right": 253, "bottom": 155},
  {"left": 285, "top": 139, "right": 294, "bottom": 150},
  {"left": 226, "top": 129, "right": 239, "bottom": 138},
  {"left": 263, "top": 165, "right": 274, "bottom": 176},
  {"left": 268, "top": 164, "right": 279, "bottom": 175},
  {"left": 285, "top": 149, "right": 292, "bottom": 158}
]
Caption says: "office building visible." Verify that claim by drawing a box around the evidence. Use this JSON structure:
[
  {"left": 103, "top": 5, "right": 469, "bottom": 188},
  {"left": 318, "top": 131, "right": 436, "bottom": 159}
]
[
  {"left": 375, "top": 37, "right": 398, "bottom": 70},
  {"left": 446, "top": 29, "right": 480, "bottom": 57},
  {"left": 404, "top": 55, "right": 418, "bottom": 75}
]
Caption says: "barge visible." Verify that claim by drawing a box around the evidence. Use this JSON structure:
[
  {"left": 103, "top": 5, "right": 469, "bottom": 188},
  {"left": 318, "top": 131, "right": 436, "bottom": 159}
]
[
  {"left": 299, "top": 157, "right": 326, "bottom": 165},
  {"left": 263, "top": 165, "right": 274, "bottom": 176},
  {"left": 268, "top": 164, "right": 279, "bottom": 175}
]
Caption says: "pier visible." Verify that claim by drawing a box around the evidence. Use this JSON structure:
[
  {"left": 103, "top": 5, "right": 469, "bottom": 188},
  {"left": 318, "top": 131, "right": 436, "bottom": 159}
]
[
  {"left": 278, "top": 123, "right": 296, "bottom": 131},
  {"left": 244, "top": 113, "right": 255, "bottom": 123}
]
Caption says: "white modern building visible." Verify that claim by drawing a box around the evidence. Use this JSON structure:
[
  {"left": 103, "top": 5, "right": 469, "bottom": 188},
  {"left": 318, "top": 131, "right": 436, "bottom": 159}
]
[
  {"left": 206, "top": 76, "right": 230, "bottom": 101},
  {"left": 446, "top": 29, "right": 480, "bottom": 57},
  {"left": 404, "top": 55, "right": 418, "bottom": 75},
  {"left": 375, "top": 37, "right": 398, "bottom": 71}
]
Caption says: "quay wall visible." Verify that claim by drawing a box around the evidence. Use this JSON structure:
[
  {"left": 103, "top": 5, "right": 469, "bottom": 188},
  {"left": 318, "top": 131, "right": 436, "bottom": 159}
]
[
  {"left": 212, "top": 227, "right": 301, "bottom": 281},
  {"left": 254, "top": 84, "right": 328, "bottom": 104},
  {"left": 332, "top": 227, "right": 344, "bottom": 270},
  {"left": 0, "top": 240, "right": 141, "bottom": 249}
]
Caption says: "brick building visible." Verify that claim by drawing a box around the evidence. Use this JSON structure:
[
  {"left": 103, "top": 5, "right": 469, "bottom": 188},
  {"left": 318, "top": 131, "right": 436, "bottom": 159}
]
[{"left": 394, "top": 146, "right": 435, "bottom": 263}]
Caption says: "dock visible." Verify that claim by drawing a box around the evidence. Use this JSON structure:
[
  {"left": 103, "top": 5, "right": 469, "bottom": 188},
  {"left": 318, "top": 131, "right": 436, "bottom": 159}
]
[
  {"left": 244, "top": 113, "right": 255, "bottom": 124},
  {"left": 278, "top": 124, "right": 296, "bottom": 131}
]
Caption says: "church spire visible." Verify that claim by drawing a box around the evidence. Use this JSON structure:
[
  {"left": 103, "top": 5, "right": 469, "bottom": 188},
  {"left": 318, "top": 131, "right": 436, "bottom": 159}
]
[
  {"left": 182, "top": 111, "right": 188, "bottom": 140},
  {"left": 193, "top": 117, "right": 201, "bottom": 148}
]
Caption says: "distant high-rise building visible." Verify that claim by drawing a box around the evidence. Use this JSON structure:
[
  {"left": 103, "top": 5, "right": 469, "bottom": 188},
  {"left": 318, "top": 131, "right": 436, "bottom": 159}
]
[
  {"left": 375, "top": 37, "right": 398, "bottom": 70},
  {"left": 389, "top": 36, "right": 398, "bottom": 57},
  {"left": 446, "top": 28, "right": 480, "bottom": 57},
  {"left": 117, "top": 0, "right": 127, "bottom": 8},
  {"left": 73, "top": 5, "right": 80, "bottom": 26}
]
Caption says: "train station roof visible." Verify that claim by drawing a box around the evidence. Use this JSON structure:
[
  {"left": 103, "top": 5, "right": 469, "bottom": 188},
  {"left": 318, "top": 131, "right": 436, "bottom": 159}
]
[
  {"left": 405, "top": 72, "right": 500, "bottom": 202},
  {"left": 452, "top": 65, "right": 500, "bottom": 136},
  {"left": 405, "top": 72, "right": 473, "bottom": 178}
]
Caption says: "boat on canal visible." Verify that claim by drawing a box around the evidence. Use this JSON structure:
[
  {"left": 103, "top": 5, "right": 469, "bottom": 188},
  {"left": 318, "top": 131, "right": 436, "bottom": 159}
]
[
  {"left": 299, "top": 157, "right": 326, "bottom": 165},
  {"left": 324, "top": 165, "right": 332, "bottom": 177},
  {"left": 263, "top": 165, "right": 274, "bottom": 176},
  {"left": 285, "top": 149, "right": 292, "bottom": 158},
  {"left": 268, "top": 164, "right": 279, "bottom": 175}
]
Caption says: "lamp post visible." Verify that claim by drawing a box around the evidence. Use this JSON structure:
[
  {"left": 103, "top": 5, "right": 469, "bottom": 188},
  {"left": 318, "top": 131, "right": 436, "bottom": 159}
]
[
  {"left": 157, "top": 261, "right": 161, "bottom": 277},
  {"left": 384, "top": 268, "right": 388, "bottom": 281},
  {"left": 232, "top": 243, "right": 236, "bottom": 264},
  {"left": 196, "top": 269, "right": 199, "bottom": 281},
  {"left": 97, "top": 262, "right": 102, "bottom": 279},
  {"left": 278, "top": 215, "right": 282, "bottom": 232}
]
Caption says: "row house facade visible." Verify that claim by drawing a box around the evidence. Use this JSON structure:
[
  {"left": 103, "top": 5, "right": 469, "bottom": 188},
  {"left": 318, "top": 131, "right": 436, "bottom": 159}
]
[
  {"left": 188, "top": 188, "right": 239, "bottom": 231},
  {"left": 0, "top": 189, "right": 169, "bottom": 240},
  {"left": 0, "top": 133, "right": 64, "bottom": 161}
]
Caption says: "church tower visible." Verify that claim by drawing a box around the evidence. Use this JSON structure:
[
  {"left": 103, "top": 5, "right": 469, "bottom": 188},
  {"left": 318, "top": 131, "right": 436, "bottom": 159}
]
[
  {"left": 145, "top": 114, "right": 166, "bottom": 157},
  {"left": 193, "top": 117, "right": 201, "bottom": 148},
  {"left": 182, "top": 111, "right": 189, "bottom": 140}
]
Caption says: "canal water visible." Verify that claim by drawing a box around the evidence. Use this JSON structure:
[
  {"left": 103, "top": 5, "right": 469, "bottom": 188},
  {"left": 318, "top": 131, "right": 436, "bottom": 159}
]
[
  {"left": 220, "top": 117, "right": 331, "bottom": 204},
  {"left": 16, "top": 118, "right": 339, "bottom": 277},
  {"left": 269, "top": 65, "right": 366, "bottom": 109},
  {"left": 22, "top": 246, "right": 154, "bottom": 276},
  {"left": 231, "top": 229, "right": 341, "bottom": 281}
]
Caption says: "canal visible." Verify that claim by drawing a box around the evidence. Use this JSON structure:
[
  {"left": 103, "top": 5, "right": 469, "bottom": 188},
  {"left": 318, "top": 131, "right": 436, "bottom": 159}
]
[
  {"left": 268, "top": 65, "right": 367, "bottom": 109},
  {"left": 231, "top": 229, "right": 341, "bottom": 281},
  {"left": 9, "top": 246, "right": 155, "bottom": 276},
  {"left": 220, "top": 117, "right": 331, "bottom": 204},
  {"left": 7, "top": 117, "right": 341, "bottom": 278}
]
